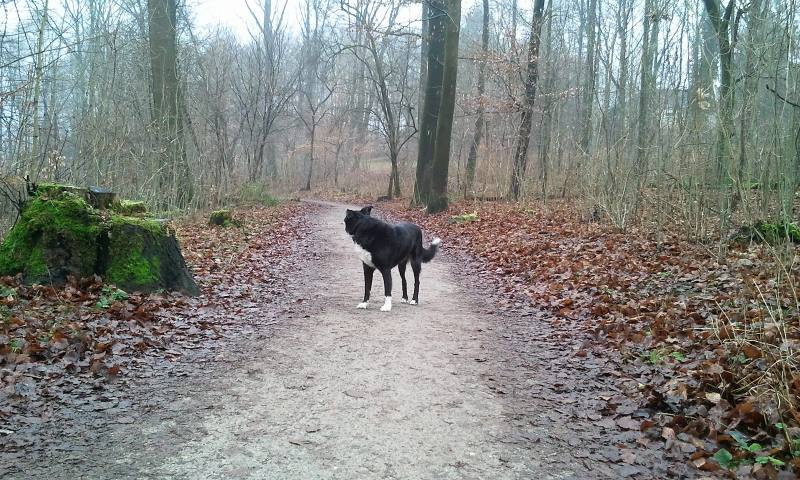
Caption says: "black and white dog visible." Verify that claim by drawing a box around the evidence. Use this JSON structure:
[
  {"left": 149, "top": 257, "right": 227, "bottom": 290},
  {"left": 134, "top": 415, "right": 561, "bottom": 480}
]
[{"left": 344, "top": 206, "right": 440, "bottom": 311}]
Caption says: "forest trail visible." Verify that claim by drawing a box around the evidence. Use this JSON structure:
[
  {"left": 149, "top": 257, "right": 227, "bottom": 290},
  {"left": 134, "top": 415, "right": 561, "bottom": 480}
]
[{"left": 11, "top": 203, "right": 612, "bottom": 479}]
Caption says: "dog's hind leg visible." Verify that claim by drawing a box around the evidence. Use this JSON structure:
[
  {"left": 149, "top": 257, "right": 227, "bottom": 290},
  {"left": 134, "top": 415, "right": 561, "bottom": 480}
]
[
  {"left": 379, "top": 268, "right": 393, "bottom": 311},
  {"left": 358, "top": 264, "right": 375, "bottom": 308},
  {"left": 398, "top": 261, "right": 409, "bottom": 303},
  {"left": 410, "top": 259, "right": 421, "bottom": 305}
]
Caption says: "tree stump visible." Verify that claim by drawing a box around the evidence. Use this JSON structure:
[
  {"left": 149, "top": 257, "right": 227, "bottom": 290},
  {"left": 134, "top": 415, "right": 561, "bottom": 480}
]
[
  {"left": 88, "top": 186, "right": 117, "bottom": 210},
  {"left": 0, "top": 186, "right": 198, "bottom": 295},
  {"left": 209, "top": 209, "right": 239, "bottom": 227}
]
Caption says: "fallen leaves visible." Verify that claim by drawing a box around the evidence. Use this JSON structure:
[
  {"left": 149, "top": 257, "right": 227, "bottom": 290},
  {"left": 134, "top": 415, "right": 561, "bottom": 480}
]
[
  {"left": 380, "top": 198, "right": 800, "bottom": 476},
  {"left": 0, "top": 201, "right": 316, "bottom": 455}
]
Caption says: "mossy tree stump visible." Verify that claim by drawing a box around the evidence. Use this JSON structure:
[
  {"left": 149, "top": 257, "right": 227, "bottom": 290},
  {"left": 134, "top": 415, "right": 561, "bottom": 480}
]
[
  {"left": 209, "top": 209, "right": 239, "bottom": 227},
  {"left": 0, "top": 185, "right": 199, "bottom": 295}
]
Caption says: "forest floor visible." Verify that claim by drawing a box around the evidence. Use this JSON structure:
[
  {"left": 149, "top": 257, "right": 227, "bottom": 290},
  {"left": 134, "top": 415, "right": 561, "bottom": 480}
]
[{"left": 0, "top": 199, "right": 796, "bottom": 478}]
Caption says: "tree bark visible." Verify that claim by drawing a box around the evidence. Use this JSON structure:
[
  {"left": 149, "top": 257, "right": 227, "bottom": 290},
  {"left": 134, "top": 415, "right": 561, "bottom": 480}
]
[
  {"left": 414, "top": 0, "right": 446, "bottom": 206},
  {"left": 634, "top": 0, "right": 657, "bottom": 181},
  {"left": 464, "top": 0, "right": 489, "bottom": 198},
  {"left": 539, "top": 0, "right": 554, "bottom": 200},
  {"left": 427, "top": 0, "right": 461, "bottom": 213},
  {"left": 148, "top": 0, "right": 192, "bottom": 208},
  {"left": 579, "top": 0, "right": 598, "bottom": 159},
  {"left": 702, "top": 0, "right": 736, "bottom": 184},
  {"left": 616, "top": 0, "right": 631, "bottom": 139},
  {"left": 508, "top": 0, "right": 546, "bottom": 200},
  {"left": 737, "top": 0, "right": 763, "bottom": 185},
  {"left": 29, "top": 0, "right": 49, "bottom": 177},
  {"left": 419, "top": 1, "right": 429, "bottom": 117}
]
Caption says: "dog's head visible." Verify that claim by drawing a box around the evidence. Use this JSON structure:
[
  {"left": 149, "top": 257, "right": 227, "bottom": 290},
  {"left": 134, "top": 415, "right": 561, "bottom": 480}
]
[{"left": 344, "top": 206, "right": 373, "bottom": 235}]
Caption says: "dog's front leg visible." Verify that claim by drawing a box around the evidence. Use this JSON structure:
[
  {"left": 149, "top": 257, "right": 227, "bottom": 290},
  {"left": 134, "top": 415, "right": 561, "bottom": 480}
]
[
  {"left": 358, "top": 264, "right": 375, "bottom": 308},
  {"left": 379, "top": 268, "right": 392, "bottom": 311}
]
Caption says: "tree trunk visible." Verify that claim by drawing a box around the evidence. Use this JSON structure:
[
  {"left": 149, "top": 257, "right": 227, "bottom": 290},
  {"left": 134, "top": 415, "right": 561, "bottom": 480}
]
[
  {"left": 634, "top": 0, "right": 657, "bottom": 182},
  {"left": 616, "top": 0, "right": 630, "bottom": 139},
  {"left": 414, "top": 0, "right": 446, "bottom": 206},
  {"left": 579, "top": 0, "right": 598, "bottom": 159},
  {"left": 29, "top": 0, "right": 49, "bottom": 177},
  {"left": 702, "top": 0, "right": 736, "bottom": 184},
  {"left": 702, "top": 0, "right": 737, "bottom": 251},
  {"left": 539, "top": 0, "right": 554, "bottom": 200},
  {"left": 148, "top": 0, "right": 192, "bottom": 208},
  {"left": 464, "top": 0, "right": 489, "bottom": 198},
  {"left": 419, "top": 1, "right": 429, "bottom": 116},
  {"left": 304, "top": 121, "right": 315, "bottom": 191},
  {"left": 427, "top": 0, "right": 461, "bottom": 213},
  {"left": 508, "top": 0, "right": 546, "bottom": 200},
  {"left": 387, "top": 150, "right": 401, "bottom": 198},
  {"left": 737, "top": 0, "right": 763, "bottom": 185},
  {"left": 510, "top": 0, "right": 518, "bottom": 51}
]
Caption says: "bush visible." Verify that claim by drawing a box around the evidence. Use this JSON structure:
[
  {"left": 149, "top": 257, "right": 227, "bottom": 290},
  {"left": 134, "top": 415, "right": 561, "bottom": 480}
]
[
  {"left": 239, "top": 183, "right": 279, "bottom": 207},
  {"left": 732, "top": 220, "right": 800, "bottom": 245}
]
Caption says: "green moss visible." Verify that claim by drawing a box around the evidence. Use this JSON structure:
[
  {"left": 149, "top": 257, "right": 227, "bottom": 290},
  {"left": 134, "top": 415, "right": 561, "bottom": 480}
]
[
  {"left": 106, "top": 248, "right": 160, "bottom": 287},
  {"left": 0, "top": 185, "right": 190, "bottom": 292},
  {"left": 0, "top": 192, "right": 99, "bottom": 280},
  {"left": 33, "top": 183, "right": 85, "bottom": 198},
  {"left": 105, "top": 222, "right": 162, "bottom": 289},
  {"left": 109, "top": 214, "right": 165, "bottom": 235},
  {"left": 210, "top": 210, "right": 237, "bottom": 227},
  {"left": 23, "top": 192, "right": 98, "bottom": 234},
  {"left": 27, "top": 246, "right": 48, "bottom": 277},
  {"left": 112, "top": 199, "right": 148, "bottom": 216}
]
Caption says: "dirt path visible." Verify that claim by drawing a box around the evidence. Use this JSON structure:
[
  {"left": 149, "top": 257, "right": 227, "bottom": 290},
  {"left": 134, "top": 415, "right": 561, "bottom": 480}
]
[{"left": 7, "top": 202, "right": 654, "bottom": 479}]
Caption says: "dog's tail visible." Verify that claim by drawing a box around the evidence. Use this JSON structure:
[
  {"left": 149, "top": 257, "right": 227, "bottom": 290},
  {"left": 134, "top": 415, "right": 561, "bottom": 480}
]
[{"left": 421, "top": 238, "right": 441, "bottom": 263}]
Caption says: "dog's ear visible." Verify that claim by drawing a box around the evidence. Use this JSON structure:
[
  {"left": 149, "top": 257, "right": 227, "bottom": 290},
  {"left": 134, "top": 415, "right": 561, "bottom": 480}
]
[{"left": 360, "top": 206, "right": 373, "bottom": 216}]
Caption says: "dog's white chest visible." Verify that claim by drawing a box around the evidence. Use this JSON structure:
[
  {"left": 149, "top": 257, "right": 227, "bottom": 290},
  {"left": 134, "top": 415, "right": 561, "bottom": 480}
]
[{"left": 351, "top": 239, "right": 375, "bottom": 268}]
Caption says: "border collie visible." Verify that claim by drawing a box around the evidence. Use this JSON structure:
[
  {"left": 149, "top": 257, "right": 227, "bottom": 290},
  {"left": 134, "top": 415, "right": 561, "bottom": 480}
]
[{"left": 344, "top": 206, "right": 441, "bottom": 311}]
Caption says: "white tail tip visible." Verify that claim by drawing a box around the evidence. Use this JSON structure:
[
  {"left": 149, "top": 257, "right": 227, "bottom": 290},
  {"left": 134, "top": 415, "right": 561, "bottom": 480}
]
[{"left": 432, "top": 238, "right": 441, "bottom": 246}]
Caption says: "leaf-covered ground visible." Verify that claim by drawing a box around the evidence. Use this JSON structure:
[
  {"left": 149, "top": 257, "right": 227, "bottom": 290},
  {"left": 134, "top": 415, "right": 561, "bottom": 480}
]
[
  {"left": 3, "top": 194, "right": 798, "bottom": 478},
  {"left": 0, "top": 202, "right": 316, "bottom": 458},
  {"left": 379, "top": 198, "right": 799, "bottom": 478}
]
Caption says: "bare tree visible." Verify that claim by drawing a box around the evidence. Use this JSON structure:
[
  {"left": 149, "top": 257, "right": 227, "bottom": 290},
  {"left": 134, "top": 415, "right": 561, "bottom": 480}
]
[
  {"left": 217, "top": 1, "right": 295, "bottom": 187},
  {"left": 296, "top": 0, "right": 334, "bottom": 191},
  {"left": 464, "top": 0, "right": 489, "bottom": 198},
  {"left": 340, "top": 0, "right": 418, "bottom": 199},
  {"left": 508, "top": 0, "right": 546, "bottom": 200}
]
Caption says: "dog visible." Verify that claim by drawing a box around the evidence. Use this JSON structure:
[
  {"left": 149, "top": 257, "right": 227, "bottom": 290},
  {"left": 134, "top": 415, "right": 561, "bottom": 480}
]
[{"left": 344, "top": 206, "right": 440, "bottom": 311}]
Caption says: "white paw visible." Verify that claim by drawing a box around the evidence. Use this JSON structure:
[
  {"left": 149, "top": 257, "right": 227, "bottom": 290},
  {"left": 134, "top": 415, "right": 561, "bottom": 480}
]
[
  {"left": 409, "top": 300, "right": 417, "bottom": 305},
  {"left": 401, "top": 298, "right": 408, "bottom": 303},
  {"left": 380, "top": 297, "right": 392, "bottom": 312},
  {"left": 357, "top": 302, "right": 368, "bottom": 309}
]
